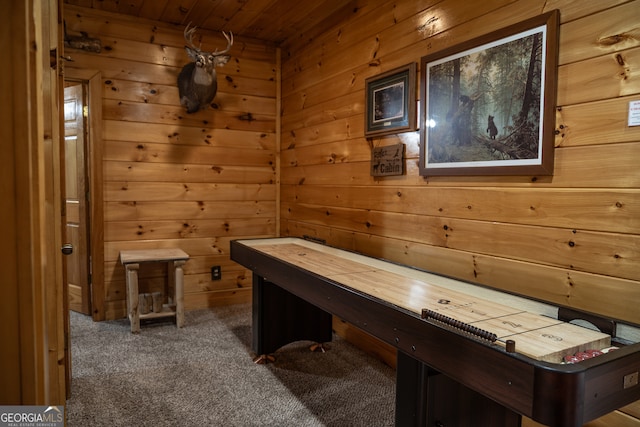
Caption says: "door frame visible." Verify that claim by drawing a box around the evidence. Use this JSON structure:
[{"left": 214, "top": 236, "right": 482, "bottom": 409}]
[
  {"left": 1, "top": 0, "right": 68, "bottom": 403},
  {"left": 64, "top": 69, "right": 105, "bottom": 321}
]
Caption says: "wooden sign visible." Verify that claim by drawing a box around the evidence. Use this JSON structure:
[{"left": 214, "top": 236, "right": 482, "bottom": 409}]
[{"left": 371, "top": 143, "right": 404, "bottom": 176}]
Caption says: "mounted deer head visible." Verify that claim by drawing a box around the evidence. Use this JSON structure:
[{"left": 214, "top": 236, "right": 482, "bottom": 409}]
[{"left": 177, "top": 23, "right": 233, "bottom": 114}]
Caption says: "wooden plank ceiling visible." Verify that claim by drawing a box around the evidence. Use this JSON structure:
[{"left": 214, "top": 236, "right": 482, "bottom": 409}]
[{"left": 63, "top": 0, "right": 354, "bottom": 45}]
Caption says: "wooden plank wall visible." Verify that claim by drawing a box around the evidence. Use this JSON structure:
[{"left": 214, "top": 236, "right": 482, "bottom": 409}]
[
  {"left": 64, "top": 5, "right": 277, "bottom": 320},
  {"left": 281, "top": 0, "right": 639, "bottom": 324},
  {"left": 279, "top": 1, "right": 640, "bottom": 425}
]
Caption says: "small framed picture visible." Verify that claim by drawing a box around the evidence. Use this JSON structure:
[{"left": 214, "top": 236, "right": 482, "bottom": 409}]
[{"left": 365, "top": 63, "right": 417, "bottom": 138}]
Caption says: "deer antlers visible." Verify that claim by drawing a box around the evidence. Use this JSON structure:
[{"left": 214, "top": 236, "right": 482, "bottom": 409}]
[{"left": 183, "top": 23, "right": 233, "bottom": 56}]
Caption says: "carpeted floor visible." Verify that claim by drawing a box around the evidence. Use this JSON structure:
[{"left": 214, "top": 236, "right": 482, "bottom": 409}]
[{"left": 66, "top": 304, "right": 396, "bottom": 426}]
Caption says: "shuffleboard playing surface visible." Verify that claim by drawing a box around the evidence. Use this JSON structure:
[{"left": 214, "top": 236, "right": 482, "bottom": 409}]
[{"left": 242, "top": 240, "right": 610, "bottom": 363}]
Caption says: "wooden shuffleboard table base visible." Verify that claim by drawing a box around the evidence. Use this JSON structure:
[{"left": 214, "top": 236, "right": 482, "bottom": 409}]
[{"left": 243, "top": 240, "right": 610, "bottom": 363}]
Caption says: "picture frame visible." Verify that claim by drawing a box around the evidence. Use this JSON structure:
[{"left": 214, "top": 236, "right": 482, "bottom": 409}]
[
  {"left": 365, "top": 63, "right": 417, "bottom": 138},
  {"left": 419, "top": 10, "right": 559, "bottom": 176}
]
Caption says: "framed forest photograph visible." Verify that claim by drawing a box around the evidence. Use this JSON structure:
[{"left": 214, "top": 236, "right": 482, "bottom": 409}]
[{"left": 419, "top": 10, "right": 559, "bottom": 176}]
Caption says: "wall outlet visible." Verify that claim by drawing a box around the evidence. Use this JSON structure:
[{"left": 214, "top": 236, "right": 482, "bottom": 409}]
[{"left": 211, "top": 265, "right": 221, "bottom": 280}]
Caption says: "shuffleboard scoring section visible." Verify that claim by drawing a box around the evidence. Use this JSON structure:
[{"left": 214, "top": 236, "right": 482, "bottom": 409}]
[{"left": 234, "top": 238, "right": 610, "bottom": 363}]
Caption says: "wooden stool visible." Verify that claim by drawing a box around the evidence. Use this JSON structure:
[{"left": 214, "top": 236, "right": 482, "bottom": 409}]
[{"left": 119, "top": 248, "right": 189, "bottom": 333}]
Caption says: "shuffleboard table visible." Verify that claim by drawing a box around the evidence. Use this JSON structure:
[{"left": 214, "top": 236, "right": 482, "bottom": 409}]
[{"left": 230, "top": 237, "right": 640, "bottom": 427}]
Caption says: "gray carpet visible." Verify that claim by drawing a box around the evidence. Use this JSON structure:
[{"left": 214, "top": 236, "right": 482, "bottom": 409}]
[{"left": 66, "top": 304, "right": 396, "bottom": 426}]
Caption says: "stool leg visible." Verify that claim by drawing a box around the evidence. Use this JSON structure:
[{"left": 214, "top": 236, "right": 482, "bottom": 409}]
[
  {"left": 125, "top": 263, "right": 140, "bottom": 333},
  {"left": 173, "top": 260, "right": 186, "bottom": 328}
]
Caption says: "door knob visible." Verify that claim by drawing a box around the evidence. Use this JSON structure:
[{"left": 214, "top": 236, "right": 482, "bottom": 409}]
[{"left": 61, "top": 244, "right": 73, "bottom": 255}]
